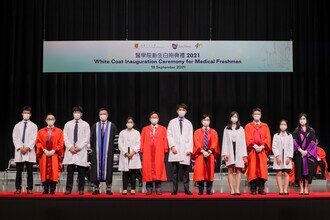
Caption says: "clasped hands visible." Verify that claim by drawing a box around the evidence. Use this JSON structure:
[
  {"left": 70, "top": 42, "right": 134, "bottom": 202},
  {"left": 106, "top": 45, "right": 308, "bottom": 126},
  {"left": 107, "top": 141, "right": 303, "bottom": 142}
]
[{"left": 253, "top": 144, "right": 265, "bottom": 153}]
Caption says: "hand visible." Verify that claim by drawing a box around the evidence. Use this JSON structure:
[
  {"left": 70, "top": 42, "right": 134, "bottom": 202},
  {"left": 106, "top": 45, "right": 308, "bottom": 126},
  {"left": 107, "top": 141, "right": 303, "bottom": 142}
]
[
  {"left": 171, "top": 147, "right": 178, "bottom": 155},
  {"left": 243, "top": 157, "right": 248, "bottom": 165},
  {"left": 43, "top": 149, "right": 50, "bottom": 157},
  {"left": 223, "top": 155, "right": 229, "bottom": 162},
  {"left": 317, "top": 157, "right": 321, "bottom": 161},
  {"left": 128, "top": 152, "right": 135, "bottom": 159},
  {"left": 124, "top": 153, "right": 129, "bottom": 158},
  {"left": 20, "top": 147, "right": 27, "bottom": 154},
  {"left": 285, "top": 158, "right": 291, "bottom": 165},
  {"left": 301, "top": 150, "right": 307, "bottom": 158},
  {"left": 69, "top": 147, "right": 76, "bottom": 154},
  {"left": 253, "top": 144, "right": 259, "bottom": 150},
  {"left": 255, "top": 146, "right": 262, "bottom": 153},
  {"left": 49, "top": 150, "right": 55, "bottom": 156},
  {"left": 276, "top": 156, "right": 281, "bottom": 165},
  {"left": 186, "top": 152, "right": 191, "bottom": 156},
  {"left": 74, "top": 147, "right": 81, "bottom": 153},
  {"left": 202, "top": 150, "right": 209, "bottom": 158}
]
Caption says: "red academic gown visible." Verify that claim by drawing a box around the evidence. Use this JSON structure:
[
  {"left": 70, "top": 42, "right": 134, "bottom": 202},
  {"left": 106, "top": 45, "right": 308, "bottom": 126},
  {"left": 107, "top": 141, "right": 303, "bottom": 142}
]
[
  {"left": 244, "top": 122, "right": 271, "bottom": 182},
  {"left": 36, "top": 127, "right": 64, "bottom": 183},
  {"left": 192, "top": 128, "right": 220, "bottom": 182},
  {"left": 140, "top": 125, "right": 168, "bottom": 182},
  {"left": 316, "top": 147, "right": 329, "bottom": 179}
]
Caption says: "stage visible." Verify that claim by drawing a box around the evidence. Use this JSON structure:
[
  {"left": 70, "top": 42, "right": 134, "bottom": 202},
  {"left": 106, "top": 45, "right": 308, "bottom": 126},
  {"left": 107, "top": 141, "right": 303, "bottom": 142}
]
[{"left": 1, "top": 172, "right": 330, "bottom": 219}]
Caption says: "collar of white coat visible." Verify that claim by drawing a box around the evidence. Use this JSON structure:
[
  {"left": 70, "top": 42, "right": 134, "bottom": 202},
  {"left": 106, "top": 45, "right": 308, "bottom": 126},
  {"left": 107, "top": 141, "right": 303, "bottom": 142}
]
[{"left": 177, "top": 117, "right": 185, "bottom": 121}]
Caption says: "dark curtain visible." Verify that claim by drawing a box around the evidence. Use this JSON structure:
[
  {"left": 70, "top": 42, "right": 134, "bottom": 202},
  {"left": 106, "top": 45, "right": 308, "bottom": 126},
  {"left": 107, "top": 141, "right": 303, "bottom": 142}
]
[{"left": 1, "top": 0, "right": 329, "bottom": 170}]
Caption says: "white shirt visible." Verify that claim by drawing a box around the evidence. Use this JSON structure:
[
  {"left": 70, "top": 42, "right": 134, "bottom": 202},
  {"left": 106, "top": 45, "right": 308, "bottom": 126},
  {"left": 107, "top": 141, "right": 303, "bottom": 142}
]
[
  {"left": 118, "top": 128, "right": 142, "bottom": 171},
  {"left": 272, "top": 132, "right": 294, "bottom": 170},
  {"left": 167, "top": 117, "right": 193, "bottom": 165},
  {"left": 12, "top": 120, "right": 38, "bottom": 163},
  {"left": 62, "top": 119, "right": 90, "bottom": 167}
]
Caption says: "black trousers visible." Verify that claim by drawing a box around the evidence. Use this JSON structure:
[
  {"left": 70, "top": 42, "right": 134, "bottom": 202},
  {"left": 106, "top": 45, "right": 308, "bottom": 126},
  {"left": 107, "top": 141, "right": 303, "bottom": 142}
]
[
  {"left": 122, "top": 169, "right": 137, "bottom": 190},
  {"left": 146, "top": 181, "right": 161, "bottom": 191},
  {"left": 66, "top": 164, "right": 86, "bottom": 191},
  {"left": 316, "top": 160, "right": 326, "bottom": 178},
  {"left": 171, "top": 162, "right": 190, "bottom": 192},
  {"left": 198, "top": 181, "right": 213, "bottom": 192},
  {"left": 43, "top": 180, "right": 56, "bottom": 192},
  {"left": 15, "top": 162, "right": 33, "bottom": 190},
  {"left": 250, "top": 178, "right": 265, "bottom": 191}
]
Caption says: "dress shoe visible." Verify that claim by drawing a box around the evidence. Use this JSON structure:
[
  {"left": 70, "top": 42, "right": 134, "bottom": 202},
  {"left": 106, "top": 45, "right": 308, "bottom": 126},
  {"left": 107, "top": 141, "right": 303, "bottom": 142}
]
[
  {"left": 27, "top": 190, "right": 33, "bottom": 194},
  {"left": 14, "top": 189, "right": 21, "bottom": 194},
  {"left": 185, "top": 191, "right": 193, "bottom": 195},
  {"left": 65, "top": 190, "right": 72, "bottom": 195},
  {"left": 78, "top": 190, "right": 84, "bottom": 195},
  {"left": 92, "top": 190, "right": 100, "bottom": 195},
  {"left": 106, "top": 190, "right": 113, "bottom": 195}
]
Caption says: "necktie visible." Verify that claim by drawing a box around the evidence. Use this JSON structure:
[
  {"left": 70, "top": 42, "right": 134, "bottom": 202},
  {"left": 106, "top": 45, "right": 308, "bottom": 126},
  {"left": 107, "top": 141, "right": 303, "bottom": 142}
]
[
  {"left": 74, "top": 120, "right": 78, "bottom": 145},
  {"left": 101, "top": 122, "right": 105, "bottom": 138},
  {"left": 179, "top": 118, "right": 183, "bottom": 135},
  {"left": 203, "top": 128, "right": 209, "bottom": 151},
  {"left": 152, "top": 126, "right": 156, "bottom": 136},
  {"left": 22, "top": 122, "right": 27, "bottom": 144}
]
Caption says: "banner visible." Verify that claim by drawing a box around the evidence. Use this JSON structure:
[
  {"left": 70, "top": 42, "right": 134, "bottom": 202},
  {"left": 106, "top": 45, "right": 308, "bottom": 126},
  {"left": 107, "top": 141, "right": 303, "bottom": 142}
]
[{"left": 43, "top": 40, "right": 293, "bottom": 72}]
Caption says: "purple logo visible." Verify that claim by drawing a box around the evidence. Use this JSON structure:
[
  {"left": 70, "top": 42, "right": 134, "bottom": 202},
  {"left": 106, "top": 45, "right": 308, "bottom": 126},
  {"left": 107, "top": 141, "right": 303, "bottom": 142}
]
[{"left": 172, "top": 43, "right": 178, "bottom": 49}]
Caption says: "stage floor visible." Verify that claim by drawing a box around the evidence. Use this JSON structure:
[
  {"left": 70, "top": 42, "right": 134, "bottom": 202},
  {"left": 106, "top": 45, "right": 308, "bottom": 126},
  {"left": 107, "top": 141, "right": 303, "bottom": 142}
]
[{"left": 1, "top": 171, "right": 330, "bottom": 195}]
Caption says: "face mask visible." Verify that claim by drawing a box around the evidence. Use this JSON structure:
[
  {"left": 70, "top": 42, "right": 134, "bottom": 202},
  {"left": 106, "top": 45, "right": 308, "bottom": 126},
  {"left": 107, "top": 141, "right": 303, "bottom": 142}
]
[
  {"left": 23, "top": 113, "right": 30, "bottom": 121},
  {"left": 99, "top": 114, "right": 108, "bottom": 122},
  {"left": 202, "top": 120, "right": 210, "bottom": 127},
  {"left": 73, "top": 113, "right": 81, "bottom": 120},
  {"left": 150, "top": 118, "right": 159, "bottom": 125},
  {"left": 46, "top": 120, "right": 55, "bottom": 127},
  {"left": 178, "top": 110, "right": 186, "bottom": 118},
  {"left": 300, "top": 119, "right": 307, "bottom": 126},
  {"left": 253, "top": 114, "right": 261, "bottom": 121},
  {"left": 231, "top": 117, "right": 238, "bottom": 123},
  {"left": 280, "top": 125, "right": 287, "bottom": 131},
  {"left": 126, "top": 123, "right": 134, "bottom": 129}
]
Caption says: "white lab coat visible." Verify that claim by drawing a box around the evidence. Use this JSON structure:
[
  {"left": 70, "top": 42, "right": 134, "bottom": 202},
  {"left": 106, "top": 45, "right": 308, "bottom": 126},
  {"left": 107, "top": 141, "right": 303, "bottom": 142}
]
[
  {"left": 272, "top": 132, "right": 294, "bottom": 170},
  {"left": 62, "top": 119, "right": 90, "bottom": 167},
  {"left": 167, "top": 117, "right": 193, "bottom": 165},
  {"left": 118, "top": 128, "right": 142, "bottom": 171},
  {"left": 12, "top": 120, "right": 38, "bottom": 163},
  {"left": 221, "top": 126, "right": 247, "bottom": 168}
]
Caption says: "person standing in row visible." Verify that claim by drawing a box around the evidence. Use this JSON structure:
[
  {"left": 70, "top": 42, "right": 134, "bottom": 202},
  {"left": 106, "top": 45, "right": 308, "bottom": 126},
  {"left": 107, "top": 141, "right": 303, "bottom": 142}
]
[
  {"left": 118, "top": 117, "right": 142, "bottom": 195},
  {"left": 63, "top": 106, "right": 90, "bottom": 195},
  {"left": 140, "top": 111, "right": 168, "bottom": 195},
  {"left": 12, "top": 106, "right": 38, "bottom": 194},
  {"left": 192, "top": 114, "right": 220, "bottom": 195},
  {"left": 221, "top": 111, "right": 247, "bottom": 195},
  {"left": 167, "top": 103, "right": 193, "bottom": 195},
  {"left": 272, "top": 119, "right": 293, "bottom": 195},
  {"left": 293, "top": 113, "right": 317, "bottom": 195},
  {"left": 36, "top": 113, "right": 64, "bottom": 194},
  {"left": 90, "top": 108, "right": 118, "bottom": 195},
  {"left": 245, "top": 108, "right": 271, "bottom": 195}
]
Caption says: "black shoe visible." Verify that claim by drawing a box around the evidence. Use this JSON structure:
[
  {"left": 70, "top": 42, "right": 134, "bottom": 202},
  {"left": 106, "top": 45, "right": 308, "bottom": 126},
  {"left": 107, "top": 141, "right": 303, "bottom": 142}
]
[
  {"left": 206, "top": 191, "right": 213, "bottom": 195},
  {"left": 171, "top": 191, "right": 177, "bottom": 195},
  {"left": 251, "top": 191, "right": 257, "bottom": 195},
  {"left": 106, "top": 190, "right": 113, "bottom": 195},
  {"left": 50, "top": 190, "right": 55, "bottom": 195},
  {"left": 156, "top": 191, "right": 162, "bottom": 195},
  {"left": 198, "top": 191, "right": 203, "bottom": 195},
  {"left": 79, "top": 190, "right": 84, "bottom": 195},
  {"left": 146, "top": 191, "right": 152, "bottom": 195},
  {"left": 92, "top": 190, "right": 100, "bottom": 195},
  {"left": 185, "top": 190, "right": 193, "bottom": 195},
  {"left": 258, "top": 189, "right": 266, "bottom": 195},
  {"left": 236, "top": 192, "right": 242, "bottom": 196},
  {"left": 65, "top": 190, "right": 72, "bottom": 195},
  {"left": 42, "top": 188, "right": 49, "bottom": 194},
  {"left": 279, "top": 192, "right": 284, "bottom": 195}
]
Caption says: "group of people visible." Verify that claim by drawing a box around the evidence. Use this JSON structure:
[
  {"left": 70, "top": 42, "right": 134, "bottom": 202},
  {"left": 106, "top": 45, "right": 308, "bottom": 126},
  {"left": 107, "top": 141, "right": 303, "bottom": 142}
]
[{"left": 12, "top": 104, "right": 327, "bottom": 196}]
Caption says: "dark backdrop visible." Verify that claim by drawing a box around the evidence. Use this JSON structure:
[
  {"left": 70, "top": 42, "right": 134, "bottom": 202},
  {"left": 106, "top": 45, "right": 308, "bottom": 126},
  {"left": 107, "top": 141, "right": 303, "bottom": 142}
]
[{"left": 1, "top": 0, "right": 329, "bottom": 170}]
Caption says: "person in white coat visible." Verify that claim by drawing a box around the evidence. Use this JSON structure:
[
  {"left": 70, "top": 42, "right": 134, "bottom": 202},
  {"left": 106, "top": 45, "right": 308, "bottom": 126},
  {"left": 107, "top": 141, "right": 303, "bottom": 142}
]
[
  {"left": 62, "top": 106, "right": 90, "bottom": 195},
  {"left": 221, "top": 111, "right": 247, "bottom": 195},
  {"left": 118, "top": 117, "right": 142, "bottom": 195},
  {"left": 12, "top": 106, "right": 38, "bottom": 194},
  {"left": 272, "top": 119, "right": 293, "bottom": 195},
  {"left": 167, "top": 103, "right": 193, "bottom": 195}
]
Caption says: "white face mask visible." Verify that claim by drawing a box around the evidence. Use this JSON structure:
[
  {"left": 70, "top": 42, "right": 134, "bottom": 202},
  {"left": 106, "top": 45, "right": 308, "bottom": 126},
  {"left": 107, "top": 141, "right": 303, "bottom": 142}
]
[
  {"left": 300, "top": 119, "right": 307, "bottom": 126},
  {"left": 73, "top": 113, "right": 81, "bottom": 120},
  {"left": 150, "top": 118, "right": 159, "bottom": 125},
  {"left": 280, "top": 125, "right": 287, "bottom": 131},
  {"left": 22, "top": 113, "right": 30, "bottom": 121},
  {"left": 202, "top": 120, "right": 210, "bottom": 127},
  {"left": 46, "top": 120, "right": 55, "bottom": 127},
  {"left": 126, "top": 123, "right": 134, "bottom": 129},
  {"left": 177, "top": 110, "right": 186, "bottom": 118},
  {"left": 99, "top": 114, "right": 108, "bottom": 122},
  {"left": 231, "top": 117, "right": 238, "bottom": 123},
  {"left": 253, "top": 114, "right": 261, "bottom": 121}
]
